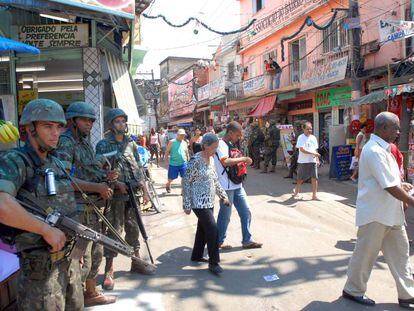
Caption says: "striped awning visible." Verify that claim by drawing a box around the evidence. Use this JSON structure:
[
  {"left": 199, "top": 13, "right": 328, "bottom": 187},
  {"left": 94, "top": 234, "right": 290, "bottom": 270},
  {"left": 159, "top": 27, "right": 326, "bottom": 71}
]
[{"left": 105, "top": 51, "right": 144, "bottom": 126}]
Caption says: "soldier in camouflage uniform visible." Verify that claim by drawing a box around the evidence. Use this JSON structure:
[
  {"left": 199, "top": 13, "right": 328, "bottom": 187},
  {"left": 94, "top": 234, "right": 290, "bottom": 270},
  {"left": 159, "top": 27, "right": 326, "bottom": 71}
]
[
  {"left": 261, "top": 120, "right": 281, "bottom": 173},
  {"left": 0, "top": 99, "right": 83, "bottom": 310},
  {"left": 96, "top": 108, "right": 155, "bottom": 290},
  {"left": 248, "top": 121, "right": 264, "bottom": 169},
  {"left": 55, "top": 101, "right": 117, "bottom": 306}
]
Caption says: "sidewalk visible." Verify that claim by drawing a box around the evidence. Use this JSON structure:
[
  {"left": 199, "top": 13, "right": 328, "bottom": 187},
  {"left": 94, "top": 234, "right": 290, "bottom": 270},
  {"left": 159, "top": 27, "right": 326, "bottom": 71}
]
[{"left": 88, "top": 161, "right": 410, "bottom": 311}]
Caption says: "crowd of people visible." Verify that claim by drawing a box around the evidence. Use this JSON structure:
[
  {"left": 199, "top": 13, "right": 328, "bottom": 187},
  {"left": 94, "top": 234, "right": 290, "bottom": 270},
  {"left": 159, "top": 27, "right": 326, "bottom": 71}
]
[{"left": 2, "top": 98, "right": 414, "bottom": 309}]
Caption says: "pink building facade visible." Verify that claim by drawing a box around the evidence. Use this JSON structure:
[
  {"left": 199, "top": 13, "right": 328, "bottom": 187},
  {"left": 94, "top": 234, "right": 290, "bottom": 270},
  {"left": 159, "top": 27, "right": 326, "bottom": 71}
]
[{"left": 228, "top": 0, "right": 408, "bottom": 147}]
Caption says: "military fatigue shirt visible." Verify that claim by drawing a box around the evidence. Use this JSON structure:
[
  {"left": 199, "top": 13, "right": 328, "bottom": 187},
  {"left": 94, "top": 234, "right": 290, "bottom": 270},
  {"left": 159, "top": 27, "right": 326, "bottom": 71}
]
[
  {"left": 0, "top": 144, "right": 77, "bottom": 251},
  {"left": 96, "top": 134, "right": 144, "bottom": 187},
  {"left": 55, "top": 129, "right": 107, "bottom": 183}
]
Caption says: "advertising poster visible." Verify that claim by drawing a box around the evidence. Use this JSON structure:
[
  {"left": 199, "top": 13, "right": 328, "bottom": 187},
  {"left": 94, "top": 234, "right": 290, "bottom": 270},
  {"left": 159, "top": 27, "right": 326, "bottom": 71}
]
[{"left": 168, "top": 70, "right": 195, "bottom": 118}]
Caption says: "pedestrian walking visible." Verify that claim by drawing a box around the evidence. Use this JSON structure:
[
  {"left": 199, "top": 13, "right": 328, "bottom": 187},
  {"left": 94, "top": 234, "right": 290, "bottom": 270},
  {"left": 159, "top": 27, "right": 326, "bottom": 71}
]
[
  {"left": 292, "top": 121, "right": 320, "bottom": 200},
  {"left": 262, "top": 120, "right": 280, "bottom": 173},
  {"left": 342, "top": 112, "right": 414, "bottom": 308},
  {"left": 159, "top": 128, "right": 168, "bottom": 161},
  {"left": 182, "top": 133, "right": 230, "bottom": 275},
  {"left": 189, "top": 127, "right": 203, "bottom": 155},
  {"left": 149, "top": 128, "right": 161, "bottom": 167},
  {"left": 165, "top": 128, "right": 190, "bottom": 193},
  {"left": 0, "top": 99, "right": 84, "bottom": 310},
  {"left": 214, "top": 121, "right": 263, "bottom": 249},
  {"left": 350, "top": 123, "right": 369, "bottom": 182}
]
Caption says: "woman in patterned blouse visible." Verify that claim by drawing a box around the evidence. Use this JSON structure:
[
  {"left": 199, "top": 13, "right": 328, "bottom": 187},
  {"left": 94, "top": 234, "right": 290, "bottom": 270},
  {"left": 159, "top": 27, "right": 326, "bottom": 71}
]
[{"left": 182, "top": 133, "right": 230, "bottom": 275}]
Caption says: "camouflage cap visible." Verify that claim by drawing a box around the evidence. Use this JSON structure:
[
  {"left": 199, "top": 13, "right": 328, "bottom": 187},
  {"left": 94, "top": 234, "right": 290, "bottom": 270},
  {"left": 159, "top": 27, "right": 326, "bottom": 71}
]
[
  {"left": 66, "top": 101, "right": 96, "bottom": 120},
  {"left": 20, "top": 98, "right": 66, "bottom": 126},
  {"left": 105, "top": 108, "right": 128, "bottom": 124}
]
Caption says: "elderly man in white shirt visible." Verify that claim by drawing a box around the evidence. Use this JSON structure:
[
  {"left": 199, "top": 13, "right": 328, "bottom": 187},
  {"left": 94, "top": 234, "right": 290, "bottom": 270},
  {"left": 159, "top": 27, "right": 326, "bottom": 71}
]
[{"left": 343, "top": 112, "right": 414, "bottom": 308}]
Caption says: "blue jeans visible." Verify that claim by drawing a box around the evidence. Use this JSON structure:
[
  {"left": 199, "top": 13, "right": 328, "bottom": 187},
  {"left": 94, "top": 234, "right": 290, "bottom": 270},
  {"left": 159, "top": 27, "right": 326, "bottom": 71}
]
[
  {"left": 217, "top": 187, "right": 252, "bottom": 245},
  {"left": 272, "top": 72, "right": 281, "bottom": 89}
]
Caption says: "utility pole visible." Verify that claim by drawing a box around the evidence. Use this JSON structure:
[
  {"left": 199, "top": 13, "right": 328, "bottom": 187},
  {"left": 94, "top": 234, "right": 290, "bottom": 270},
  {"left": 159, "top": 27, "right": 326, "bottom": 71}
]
[{"left": 349, "top": 0, "right": 362, "bottom": 110}]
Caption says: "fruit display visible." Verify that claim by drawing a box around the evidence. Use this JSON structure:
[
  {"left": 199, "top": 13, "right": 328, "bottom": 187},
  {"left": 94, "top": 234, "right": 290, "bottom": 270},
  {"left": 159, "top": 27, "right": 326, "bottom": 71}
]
[{"left": 0, "top": 120, "right": 19, "bottom": 143}]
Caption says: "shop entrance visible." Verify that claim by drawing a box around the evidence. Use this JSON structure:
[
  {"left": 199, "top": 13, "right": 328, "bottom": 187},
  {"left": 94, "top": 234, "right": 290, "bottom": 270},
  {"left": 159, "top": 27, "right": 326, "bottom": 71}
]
[{"left": 16, "top": 50, "right": 84, "bottom": 116}]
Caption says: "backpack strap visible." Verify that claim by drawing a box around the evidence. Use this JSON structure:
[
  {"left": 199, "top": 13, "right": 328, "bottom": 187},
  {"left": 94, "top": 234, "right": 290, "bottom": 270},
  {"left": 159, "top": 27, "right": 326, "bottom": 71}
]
[{"left": 12, "top": 147, "right": 43, "bottom": 195}]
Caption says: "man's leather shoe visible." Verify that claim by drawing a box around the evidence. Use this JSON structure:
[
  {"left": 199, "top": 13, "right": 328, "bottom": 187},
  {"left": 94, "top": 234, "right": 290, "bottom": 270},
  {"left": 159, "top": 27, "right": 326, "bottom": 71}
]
[
  {"left": 399, "top": 297, "right": 414, "bottom": 308},
  {"left": 208, "top": 263, "right": 223, "bottom": 275},
  {"left": 342, "top": 290, "right": 375, "bottom": 306}
]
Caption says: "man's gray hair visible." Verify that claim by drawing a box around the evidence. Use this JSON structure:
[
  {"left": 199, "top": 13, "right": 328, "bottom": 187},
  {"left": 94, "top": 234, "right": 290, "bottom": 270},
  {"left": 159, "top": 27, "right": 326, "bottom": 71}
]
[
  {"left": 374, "top": 111, "right": 399, "bottom": 129},
  {"left": 201, "top": 132, "right": 219, "bottom": 147}
]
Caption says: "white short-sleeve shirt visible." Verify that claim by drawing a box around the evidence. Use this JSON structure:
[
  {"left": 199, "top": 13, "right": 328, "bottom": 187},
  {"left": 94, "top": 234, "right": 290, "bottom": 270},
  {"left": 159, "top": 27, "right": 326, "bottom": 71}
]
[
  {"left": 214, "top": 139, "right": 242, "bottom": 191},
  {"left": 356, "top": 134, "right": 404, "bottom": 227},
  {"left": 296, "top": 133, "right": 318, "bottom": 163}
]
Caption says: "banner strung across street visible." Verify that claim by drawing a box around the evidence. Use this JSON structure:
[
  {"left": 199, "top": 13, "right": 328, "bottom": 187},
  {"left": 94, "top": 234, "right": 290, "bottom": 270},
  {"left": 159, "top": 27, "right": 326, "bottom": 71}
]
[{"left": 379, "top": 20, "right": 414, "bottom": 45}]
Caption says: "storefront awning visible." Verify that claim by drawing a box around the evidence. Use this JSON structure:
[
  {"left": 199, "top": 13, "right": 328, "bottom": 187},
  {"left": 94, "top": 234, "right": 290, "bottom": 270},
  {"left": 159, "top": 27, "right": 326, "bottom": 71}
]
[
  {"left": 248, "top": 95, "right": 277, "bottom": 117},
  {"left": 168, "top": 116, "right": 193, "bottom": 126},
  {"left": 346, "top": 90, "right": 387, "bottom": 106},
  {"left": 105, "top": 51, "right": 144, "bottom": 126}
]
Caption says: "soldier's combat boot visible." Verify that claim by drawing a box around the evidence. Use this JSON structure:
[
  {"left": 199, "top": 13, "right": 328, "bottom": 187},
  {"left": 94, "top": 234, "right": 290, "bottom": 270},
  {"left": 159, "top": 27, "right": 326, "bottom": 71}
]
[
  {"left": 261, "top": 166, "right": 268, "bottom": 173},
  {"left": 84, "top": 279, "right": 117, "bottom": 307},
  {"left": 103, "top": 258, "right": 115, "bottom": 290},
  {"left": 270, "top": 165, "right": 276, "bottom": 173},
  {"left": 130, "top": 250, "right": 157, "bottom": 275}
]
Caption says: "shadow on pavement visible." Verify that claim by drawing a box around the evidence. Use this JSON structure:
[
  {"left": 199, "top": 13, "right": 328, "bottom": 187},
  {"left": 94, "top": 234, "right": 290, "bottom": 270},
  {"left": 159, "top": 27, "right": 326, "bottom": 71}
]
[
  {"left": 102, "top": 246, "right": 363, "bottom": 310},
  {"left": 301, "top": 298, "right": 403, "bottom": 311}
]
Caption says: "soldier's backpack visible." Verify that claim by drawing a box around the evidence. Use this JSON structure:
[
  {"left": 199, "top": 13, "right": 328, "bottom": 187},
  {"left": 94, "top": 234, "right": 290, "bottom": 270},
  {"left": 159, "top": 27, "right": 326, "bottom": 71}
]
[{"left": 216, "top": 140, "right": 247, "bottom": 185}]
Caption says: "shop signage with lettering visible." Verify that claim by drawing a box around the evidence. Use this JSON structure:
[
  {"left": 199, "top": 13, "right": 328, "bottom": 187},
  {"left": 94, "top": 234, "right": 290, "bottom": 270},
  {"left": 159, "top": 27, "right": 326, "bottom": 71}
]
[
  {"left": 243, "top": 75, "right": 265, "bottom": 96},
  {"left": 251, "top": 0, "right": 325, "bottom": 37},
  {"left": 301, "top": 57, "right": 348, "bottom": 91},
  {"left": 197, "top": 77, "right": 225, "bottom": 101},
  {"left": 315, "top": 86, "right": 351, "bottom": 109},
  {"left": 18, "top": 24, "right": 89, "bottom": 49}
]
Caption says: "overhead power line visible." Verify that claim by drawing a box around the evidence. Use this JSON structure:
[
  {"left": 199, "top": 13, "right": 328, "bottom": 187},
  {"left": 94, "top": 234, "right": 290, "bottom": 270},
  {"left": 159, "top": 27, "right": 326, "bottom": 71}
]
[{"left": 142, "top": 13, "right": 256, "bottom": 35}]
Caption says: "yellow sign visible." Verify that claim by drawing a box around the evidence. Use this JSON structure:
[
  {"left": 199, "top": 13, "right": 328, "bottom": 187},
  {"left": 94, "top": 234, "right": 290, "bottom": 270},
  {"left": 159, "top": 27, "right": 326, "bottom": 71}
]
[{"left": 18, "top": 90, "right": 38, "bottom": 115}]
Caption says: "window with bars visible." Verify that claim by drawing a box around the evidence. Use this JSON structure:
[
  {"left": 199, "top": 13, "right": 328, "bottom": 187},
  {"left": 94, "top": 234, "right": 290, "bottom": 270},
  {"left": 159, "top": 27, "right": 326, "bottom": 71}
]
[
  {"left": 322, "top": 19, "right": 349, "bottom": 53},
  {"left": 252, "top": 0, "right": 265, "bottom": 14},
  {"left": 227, "top": 61, "right": 235, "bottom": 80}
]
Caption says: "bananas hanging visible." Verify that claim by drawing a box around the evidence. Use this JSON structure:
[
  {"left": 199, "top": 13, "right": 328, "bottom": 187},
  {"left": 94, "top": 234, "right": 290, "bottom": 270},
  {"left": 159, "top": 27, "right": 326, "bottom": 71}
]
[{"left": 0, "top": 120, "right": 20, "bottom": 144}]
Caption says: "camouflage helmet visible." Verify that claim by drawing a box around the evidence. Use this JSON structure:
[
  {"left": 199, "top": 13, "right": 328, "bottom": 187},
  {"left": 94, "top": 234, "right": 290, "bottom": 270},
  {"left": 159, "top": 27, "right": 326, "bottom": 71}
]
[
  {"left": 105, "top": 108, "right": 128, "bottom": 124},
  {"left": 65, "top": 101, "right": 96, "bottom": 120},
  {"left": 20, "top": 99, "right": 66, "bottom": 126}
]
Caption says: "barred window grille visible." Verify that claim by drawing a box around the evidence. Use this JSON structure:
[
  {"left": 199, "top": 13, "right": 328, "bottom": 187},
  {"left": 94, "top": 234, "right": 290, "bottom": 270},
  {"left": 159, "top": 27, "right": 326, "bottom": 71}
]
[
  {"left": 322, "top": 19, "right": 349, "bottom": 53},
  {"left": 0, "top": 65, "right": 10, "bottom": 95}
]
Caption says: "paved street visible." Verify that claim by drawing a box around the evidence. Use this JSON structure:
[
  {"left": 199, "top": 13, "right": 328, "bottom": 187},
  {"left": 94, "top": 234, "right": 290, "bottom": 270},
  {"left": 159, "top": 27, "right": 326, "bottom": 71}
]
[{"left": 88, "top": 164, "right": 413, "bottom": 311}]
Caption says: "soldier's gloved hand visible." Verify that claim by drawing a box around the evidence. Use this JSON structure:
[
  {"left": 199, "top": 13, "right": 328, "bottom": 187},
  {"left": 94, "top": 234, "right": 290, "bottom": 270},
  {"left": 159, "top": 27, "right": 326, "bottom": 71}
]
[
  {"left": 98, "top": 183, "right": 113, "bottom": 200},
  {"left": 41, "top": 225, "right": 66, "bottom": 252},
  {"left": 106, "top": 170, "right": 119, "bottom": 182},
  {"left": 117, "top": 181, "right": 128, "bottom": 194}
]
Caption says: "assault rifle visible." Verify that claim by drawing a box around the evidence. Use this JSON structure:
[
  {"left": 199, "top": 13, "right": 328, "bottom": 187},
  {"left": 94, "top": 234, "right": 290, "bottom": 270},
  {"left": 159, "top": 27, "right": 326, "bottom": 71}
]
[
  {"left": 15, "top": 199, "right": 156, "bottom": 270},
  {"left": 126, "top": 182, "right": 155, "bottom": 264}
]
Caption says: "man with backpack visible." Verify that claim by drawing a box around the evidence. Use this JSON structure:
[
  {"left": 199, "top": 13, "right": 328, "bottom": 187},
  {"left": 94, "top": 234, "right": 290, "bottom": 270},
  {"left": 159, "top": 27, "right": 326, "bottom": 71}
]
[{"left": 214, "top": 121, "right": 263, "bottom": 249}]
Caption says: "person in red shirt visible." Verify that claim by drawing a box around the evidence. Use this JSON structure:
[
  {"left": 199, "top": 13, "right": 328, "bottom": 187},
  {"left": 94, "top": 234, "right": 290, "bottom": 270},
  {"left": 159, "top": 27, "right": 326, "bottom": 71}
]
[{"left": 390, "top": 138, "right": 404, "bottom": 181}]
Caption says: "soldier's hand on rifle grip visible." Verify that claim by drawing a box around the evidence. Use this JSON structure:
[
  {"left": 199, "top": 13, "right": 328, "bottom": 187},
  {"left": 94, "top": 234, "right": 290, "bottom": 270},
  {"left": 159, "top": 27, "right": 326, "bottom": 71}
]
[
  {"left": 106, "top": 170, "right": 119, "bottom": 182},
  {"left": 41, "top": 224, "right": 66, "bottom": 252},
  {"left": 184, "top": 209, "right": 191, "bottom": 215},
  {"left": 98, "top": 182, "right": 113, "bottom": 200}
]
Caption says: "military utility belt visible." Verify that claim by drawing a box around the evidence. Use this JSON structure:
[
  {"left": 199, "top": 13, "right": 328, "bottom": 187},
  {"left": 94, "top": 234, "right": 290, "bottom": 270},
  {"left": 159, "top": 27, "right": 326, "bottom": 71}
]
[{"left": 19, "top": 245, "right": 71, "bottom": 280}]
